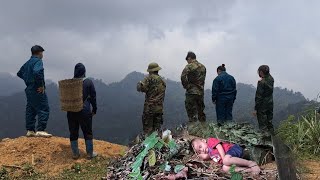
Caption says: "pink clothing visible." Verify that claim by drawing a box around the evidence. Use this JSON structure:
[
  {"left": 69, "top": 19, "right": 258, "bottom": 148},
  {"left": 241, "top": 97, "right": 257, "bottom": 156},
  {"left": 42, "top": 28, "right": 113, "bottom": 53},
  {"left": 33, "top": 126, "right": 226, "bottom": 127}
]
[{"left": 207, "top": 138, "right": 234, "bottom": 164}]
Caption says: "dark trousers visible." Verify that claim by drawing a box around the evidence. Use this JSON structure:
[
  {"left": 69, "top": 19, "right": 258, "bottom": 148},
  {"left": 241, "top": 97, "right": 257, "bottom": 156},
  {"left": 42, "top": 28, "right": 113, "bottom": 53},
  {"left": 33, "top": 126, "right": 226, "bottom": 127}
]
[
  {"left": 257, "top": 109, "right": 274, "bottom": 133},
  {"left": 185, "top": 94, "right": 206, "bottom": 123},
  {"left": 67, "top": 111, "right": 93, "bottom": 141},
  {"left": 216, "top": 99, "right": 234, "bottom": 124},
  {"left": 25, "top": 91, "right": 50, "bottom": 131}
]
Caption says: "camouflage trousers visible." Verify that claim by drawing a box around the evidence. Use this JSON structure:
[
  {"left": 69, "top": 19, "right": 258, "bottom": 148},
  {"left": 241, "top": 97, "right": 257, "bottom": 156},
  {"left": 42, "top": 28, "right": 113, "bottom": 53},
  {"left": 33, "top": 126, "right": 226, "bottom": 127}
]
[
  {"left": 185, "top": 94, "right": 206, "bottom": 123},
  {"left": 257, "top": 109, "right": 274, "bottom": 134},
  {"left": 142, "top": 112, "right": 163, "bottom": 135}
]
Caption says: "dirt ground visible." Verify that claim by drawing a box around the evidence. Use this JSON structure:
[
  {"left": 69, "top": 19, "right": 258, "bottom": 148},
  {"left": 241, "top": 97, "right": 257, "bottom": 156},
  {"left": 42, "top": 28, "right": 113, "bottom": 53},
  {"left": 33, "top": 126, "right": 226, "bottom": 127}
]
[
  {"left": 260, "top": 161, "right": 320, "bottom": 180},
  {"left": 300, "top": 161, "right": 320, "bottom": 180},
  {"left": 0, "top": 136, "right": 126, "bottom": 176}
]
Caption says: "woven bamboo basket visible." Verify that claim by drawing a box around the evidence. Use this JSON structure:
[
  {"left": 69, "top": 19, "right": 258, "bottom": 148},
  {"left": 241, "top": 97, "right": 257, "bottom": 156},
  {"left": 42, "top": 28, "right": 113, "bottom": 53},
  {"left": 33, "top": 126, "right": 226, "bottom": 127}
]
[{"left": 58, "top": 78, "right": 83, "bottom": 112}]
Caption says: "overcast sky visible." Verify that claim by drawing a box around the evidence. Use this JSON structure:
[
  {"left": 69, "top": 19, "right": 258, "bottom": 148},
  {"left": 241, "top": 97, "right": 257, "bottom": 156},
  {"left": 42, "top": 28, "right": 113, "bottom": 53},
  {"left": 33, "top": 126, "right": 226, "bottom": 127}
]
[{"left": 0, "top": 0, "right": 319, "bottom": 99}]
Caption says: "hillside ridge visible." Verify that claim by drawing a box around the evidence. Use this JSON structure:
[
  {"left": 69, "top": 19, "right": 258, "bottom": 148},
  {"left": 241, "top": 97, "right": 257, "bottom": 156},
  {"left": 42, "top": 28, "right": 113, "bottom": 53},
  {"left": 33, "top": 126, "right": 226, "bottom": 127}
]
[{"left": 0, "top": 136, "right": 126, "bottom": 177}]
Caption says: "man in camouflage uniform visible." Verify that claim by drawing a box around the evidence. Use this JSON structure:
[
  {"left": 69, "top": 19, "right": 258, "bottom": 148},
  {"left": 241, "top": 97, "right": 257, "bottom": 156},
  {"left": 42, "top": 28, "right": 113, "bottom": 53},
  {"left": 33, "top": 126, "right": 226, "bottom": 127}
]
[
  {"left": 137, "top": 63, "right": 166, "bottom": 135},
  {"left": 254, "top": 65, "right": 274, "bottom": 135},
  {"left": 181, "top": 51, "right": 207, "bottom": 123}
]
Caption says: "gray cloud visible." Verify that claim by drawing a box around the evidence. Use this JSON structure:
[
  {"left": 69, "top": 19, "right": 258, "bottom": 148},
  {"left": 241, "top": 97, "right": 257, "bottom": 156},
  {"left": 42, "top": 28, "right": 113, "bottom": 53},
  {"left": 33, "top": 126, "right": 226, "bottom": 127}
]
[{"left": 0, "top": 0, "right": 319, "bottom": 99}]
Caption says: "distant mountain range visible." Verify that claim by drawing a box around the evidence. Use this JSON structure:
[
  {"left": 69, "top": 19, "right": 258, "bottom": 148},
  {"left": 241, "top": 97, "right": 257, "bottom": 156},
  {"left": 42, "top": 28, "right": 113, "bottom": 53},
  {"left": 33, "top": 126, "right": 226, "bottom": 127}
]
[{"left": 0, "top": 71, "right": 307, "bottom": 144}]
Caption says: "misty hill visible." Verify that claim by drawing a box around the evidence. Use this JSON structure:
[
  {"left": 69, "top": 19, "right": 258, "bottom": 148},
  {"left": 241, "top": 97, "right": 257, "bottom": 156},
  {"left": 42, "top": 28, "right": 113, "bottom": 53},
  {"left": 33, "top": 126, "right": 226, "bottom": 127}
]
[
  {"left": 0, "top": 72, "right": 25, "bottom": 96},
  {"left": 0, "top": 71, "right": 307, "bottom": 144}
]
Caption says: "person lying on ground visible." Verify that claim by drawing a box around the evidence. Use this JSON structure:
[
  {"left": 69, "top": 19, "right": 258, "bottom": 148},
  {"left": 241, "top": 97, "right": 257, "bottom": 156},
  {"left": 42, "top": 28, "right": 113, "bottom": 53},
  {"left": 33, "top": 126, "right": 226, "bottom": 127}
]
[{"left": 190, "top": 137, "right": 260, "bottom": 175}]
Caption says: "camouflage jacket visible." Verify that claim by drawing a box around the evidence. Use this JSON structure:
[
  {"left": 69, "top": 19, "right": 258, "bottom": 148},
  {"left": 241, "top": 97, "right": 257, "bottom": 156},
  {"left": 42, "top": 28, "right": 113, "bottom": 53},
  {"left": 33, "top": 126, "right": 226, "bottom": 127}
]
[
  {"left": 137, "top": 74, "right": 166, "bottom": 113},
  {"left": 255, "top": 74, "right": 274, "bottom": 111},
  {"left": 181, "top": 60, "right": 206, "bottom": 95}
]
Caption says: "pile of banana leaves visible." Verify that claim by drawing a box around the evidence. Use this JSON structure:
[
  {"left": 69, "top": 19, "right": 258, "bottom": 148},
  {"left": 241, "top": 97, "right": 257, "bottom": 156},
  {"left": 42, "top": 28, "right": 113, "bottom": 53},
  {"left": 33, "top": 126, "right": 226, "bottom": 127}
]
[{"left": 105, "top": 123, "right": 277, "bottom": 180}]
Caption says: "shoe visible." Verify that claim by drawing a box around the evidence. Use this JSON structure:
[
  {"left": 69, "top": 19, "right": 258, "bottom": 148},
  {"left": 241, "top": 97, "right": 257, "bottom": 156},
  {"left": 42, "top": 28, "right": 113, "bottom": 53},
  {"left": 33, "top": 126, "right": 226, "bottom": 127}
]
[
  {"left": 26, "top": 131, "right": 36, "bottom": 137},
  {"left": 85, "top": 140, "right": 98, "bottom": 159},
  {"left": 87, "top": 152, "right": 98, "bottom": 159},
  {"left": 71, "top": 140, "right": 80, "bottom": 160},
  {"left": 35, "top": 131, "right": 52, "bottom": 138},
  {"left": 73, "top": 154, "right": 80, "bottom": 160}
]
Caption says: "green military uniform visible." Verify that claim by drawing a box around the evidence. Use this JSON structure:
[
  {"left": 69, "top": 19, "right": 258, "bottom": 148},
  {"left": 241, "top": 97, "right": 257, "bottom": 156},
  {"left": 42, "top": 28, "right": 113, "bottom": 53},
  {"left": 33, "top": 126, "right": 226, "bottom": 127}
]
[
  {"left": 137, "top": 63, "right": 166, "bottom": 135},
  {"left": 181, "top": 60, "right": 207, "bottom": 123},
  {"left": 255, "top": 74, "right": 274, "bottom": 133}
]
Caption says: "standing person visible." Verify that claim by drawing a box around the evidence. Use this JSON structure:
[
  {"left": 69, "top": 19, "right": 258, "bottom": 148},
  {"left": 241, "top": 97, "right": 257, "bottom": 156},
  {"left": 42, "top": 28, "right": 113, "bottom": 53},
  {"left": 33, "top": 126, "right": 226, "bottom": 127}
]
[
  {"left": 17, "top": 45, "right": 52, "bottom": 137},
  {"left": 181, "top": 51, "right": 207, "bottom": 123},
  {"left": 67, "top": 63, "right": 98, "bottom": 159},
  {"left": 253, "top": 65, "right": 274, "bottom": 135},
  {"left": 212, "top": 64, "right": 237, "bottom": 125},
  {"left": 137, "top": 63, "right": 166, "bottom": 135}
]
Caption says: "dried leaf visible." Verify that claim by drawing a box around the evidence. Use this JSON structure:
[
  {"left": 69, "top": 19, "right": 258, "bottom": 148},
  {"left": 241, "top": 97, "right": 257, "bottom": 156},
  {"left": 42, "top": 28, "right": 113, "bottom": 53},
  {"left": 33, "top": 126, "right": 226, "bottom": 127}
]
[{"left": 148, "top": 150, "right": 156, "bottom": 167}]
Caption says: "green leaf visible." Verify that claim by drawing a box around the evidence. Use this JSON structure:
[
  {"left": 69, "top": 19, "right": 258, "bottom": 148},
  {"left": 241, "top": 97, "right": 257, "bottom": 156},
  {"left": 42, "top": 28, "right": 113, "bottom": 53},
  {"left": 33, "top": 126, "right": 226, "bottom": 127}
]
[
  {"left": 154, "top": 141, "right": 164, "bottom": 150},
  {"left": 143, "top": 132, "right": 158, "bottom": 147},
  {"left": 168, "top": 140, "right": 177, "bottom": 150},
  {"left": 165, "top": 164, "right": 172, "bottom": 172},
  {"left": 231, "top": 173, "right": 243, "bottom": 180},
  {"left": 128, "top": 169, "right": 140, "bottom": 178},
  {"left": 137, "top": 174, "right": 143, "bottom": 180},
  {"left": 148, "top": 150, "right": 156, "bottom": 167},
  {"left": 159, "top": 162, "right": 168, "bottom": 171},
  {"left": 174, "top": 165, "right": 185, "bottom": 173},
  {"left": 229, "top": 164, "right": 236, "bottom": 174},
  {"left": 131, "top": 148, "right": 148, "bottom": 171},
  {"left": 159, "top": 161, "right": 171, "bottom": 172},
  {"left": 229, "top": 164, "right": 243, "bottom": 180}
]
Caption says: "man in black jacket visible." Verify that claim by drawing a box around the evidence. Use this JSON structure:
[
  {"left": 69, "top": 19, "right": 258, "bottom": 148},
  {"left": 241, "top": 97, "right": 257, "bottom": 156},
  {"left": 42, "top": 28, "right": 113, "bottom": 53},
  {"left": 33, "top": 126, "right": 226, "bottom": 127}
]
[{"left": 67, "top": 63, "right": 97, "bottom": 159}]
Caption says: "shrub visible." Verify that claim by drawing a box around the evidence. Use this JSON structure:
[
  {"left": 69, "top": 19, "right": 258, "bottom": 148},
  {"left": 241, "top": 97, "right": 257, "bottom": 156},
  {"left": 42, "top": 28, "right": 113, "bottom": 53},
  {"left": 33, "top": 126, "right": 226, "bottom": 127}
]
[{"left": 277, "top": 112, "right": 320, "bottom": 158}]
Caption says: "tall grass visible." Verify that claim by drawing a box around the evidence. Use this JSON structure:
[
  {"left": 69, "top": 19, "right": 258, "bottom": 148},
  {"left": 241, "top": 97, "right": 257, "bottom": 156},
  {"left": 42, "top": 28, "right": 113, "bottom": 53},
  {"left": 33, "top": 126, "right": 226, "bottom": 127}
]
[{"left": 277, "top": 112, "right": 320, "bottom": 159}]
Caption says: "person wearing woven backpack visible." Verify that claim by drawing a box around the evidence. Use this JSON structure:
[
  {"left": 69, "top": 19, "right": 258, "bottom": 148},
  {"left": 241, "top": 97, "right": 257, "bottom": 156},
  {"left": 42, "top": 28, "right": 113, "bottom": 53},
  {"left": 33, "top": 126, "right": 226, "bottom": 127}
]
[{"left": 67, "top": 63, "right": 98, "bottom": 160}]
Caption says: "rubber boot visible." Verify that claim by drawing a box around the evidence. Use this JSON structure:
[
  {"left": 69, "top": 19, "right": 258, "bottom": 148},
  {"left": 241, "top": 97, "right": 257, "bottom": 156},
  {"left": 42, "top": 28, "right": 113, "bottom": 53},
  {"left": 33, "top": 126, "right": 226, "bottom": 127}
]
[
  {"left": 70, "top": 140, "right": 80, "bottom": 160},
  {"left": 85, "top": 140, "right": 97, "bottom": 159}
]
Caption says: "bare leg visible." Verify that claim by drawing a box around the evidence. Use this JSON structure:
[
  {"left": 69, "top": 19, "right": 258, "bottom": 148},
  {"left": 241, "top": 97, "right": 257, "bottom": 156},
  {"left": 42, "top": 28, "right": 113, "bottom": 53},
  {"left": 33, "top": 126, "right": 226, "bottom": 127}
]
[
  {"left": 222, "top": 165, "right": 253, "bottom": 173},
  {"left": 223, "top": 155, "right": 260, "bottom": 174},
  {"left": 223, "top": 155, "right": 256, "bottom": 167}
]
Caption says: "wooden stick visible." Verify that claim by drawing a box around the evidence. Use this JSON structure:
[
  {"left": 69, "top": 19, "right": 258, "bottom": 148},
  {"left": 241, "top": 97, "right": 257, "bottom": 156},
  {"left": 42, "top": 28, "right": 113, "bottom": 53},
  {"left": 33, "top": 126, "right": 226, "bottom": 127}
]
[
  {"left": 31, "top": 154, "right": 35, "bottom": 165},
  {"left": 2, "top": 165, "right": 22, "bottom": 169}
]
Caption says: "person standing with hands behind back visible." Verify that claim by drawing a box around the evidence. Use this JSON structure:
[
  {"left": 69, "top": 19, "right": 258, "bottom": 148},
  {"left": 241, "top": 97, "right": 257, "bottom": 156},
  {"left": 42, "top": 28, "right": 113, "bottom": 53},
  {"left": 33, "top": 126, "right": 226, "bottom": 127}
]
[
  {"left": 212, "top": 64, "right": 237, "bottom": 126},
  {"left": 253, "top": 65, "right": 274, "bottom": 135},
  {"left": 67, "top": 63, "right": 97, "bottom": 160},
  {"left": 181, "top": 51, "right": 207, "bottom": 124}
]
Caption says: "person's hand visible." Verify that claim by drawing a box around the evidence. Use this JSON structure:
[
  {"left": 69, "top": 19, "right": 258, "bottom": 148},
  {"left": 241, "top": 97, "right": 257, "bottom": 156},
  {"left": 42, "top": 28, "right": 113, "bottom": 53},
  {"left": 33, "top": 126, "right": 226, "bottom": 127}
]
[
  {"left": 92, "top": 111, "right": 96, "bottom": 116},
  {"left": 212, "top": 100, "right": 216, "bottom": 104},
  {"left": 37, "top": 87, "right": 45, "bottom": 94},
  {"left": 252, "top": 111, "right": 257, "bottom": 117}
]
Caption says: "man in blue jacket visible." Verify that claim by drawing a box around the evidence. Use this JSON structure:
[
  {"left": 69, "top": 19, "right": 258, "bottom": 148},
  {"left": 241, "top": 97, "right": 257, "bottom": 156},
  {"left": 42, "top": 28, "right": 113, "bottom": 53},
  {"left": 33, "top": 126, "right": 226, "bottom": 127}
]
[
  {"left": 212, "top": 64, "right": 237, "bottom": 126},
  {"left": 17, "top": 45, "right": 52, "bottom": 137}
]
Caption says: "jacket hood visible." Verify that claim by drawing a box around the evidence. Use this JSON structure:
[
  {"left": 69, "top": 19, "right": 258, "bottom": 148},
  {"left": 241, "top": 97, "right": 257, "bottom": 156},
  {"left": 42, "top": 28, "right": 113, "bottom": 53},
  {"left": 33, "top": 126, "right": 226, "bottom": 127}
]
[{"left": 74, "top": 63, "right": 86, "bottom": 78}]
